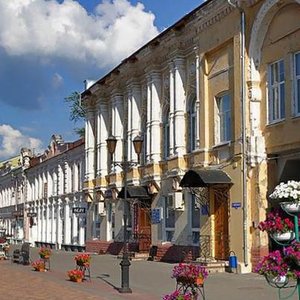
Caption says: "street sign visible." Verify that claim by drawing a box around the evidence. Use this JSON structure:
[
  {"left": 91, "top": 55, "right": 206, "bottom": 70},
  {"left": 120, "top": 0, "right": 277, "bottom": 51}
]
[
  {"left": 151, "top": 208, "right": 162, "bottom": 224},
  {"left": 27, "top": 212, "right": 37, "bottom": 217},
  {"left": 72, "top": 207, "right": 86, "bottom": 214},
  {"left": 232, "top": 202, "right": 242, "bottom": 209}
]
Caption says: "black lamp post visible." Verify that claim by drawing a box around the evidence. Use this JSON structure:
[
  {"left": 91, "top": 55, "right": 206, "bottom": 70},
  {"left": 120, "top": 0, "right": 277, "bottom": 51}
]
[{"left": 106, "top": 134, "right": 143, "bottom": 293}]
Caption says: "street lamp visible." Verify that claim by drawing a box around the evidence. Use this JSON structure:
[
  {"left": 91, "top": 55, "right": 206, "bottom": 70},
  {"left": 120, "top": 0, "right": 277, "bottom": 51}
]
[{"left": 106, "top": 134, "right": 143, "bottom": 293}]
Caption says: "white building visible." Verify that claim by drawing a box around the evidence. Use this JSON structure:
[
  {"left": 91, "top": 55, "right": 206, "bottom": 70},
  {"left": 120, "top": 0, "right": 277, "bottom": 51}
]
[{"left": 0, "top": 135, "right": 86, "bottom": 250}]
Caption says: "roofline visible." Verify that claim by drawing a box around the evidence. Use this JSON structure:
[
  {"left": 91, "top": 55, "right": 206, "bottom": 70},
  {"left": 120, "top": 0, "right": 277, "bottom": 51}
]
[{"left": 81, "top": 0, "right": 214, "bottom": 97}]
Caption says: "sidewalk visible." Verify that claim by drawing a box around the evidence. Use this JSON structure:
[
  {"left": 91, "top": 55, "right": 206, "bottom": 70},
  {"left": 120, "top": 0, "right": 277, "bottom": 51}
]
[{"left": 0, "top": 247, "right": 298, "bottom": 299}]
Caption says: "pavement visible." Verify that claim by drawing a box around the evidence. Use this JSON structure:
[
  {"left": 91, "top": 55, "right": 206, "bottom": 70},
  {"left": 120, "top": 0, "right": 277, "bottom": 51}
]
[{"left": 0, "top": 247, "right": 299, "bottom": 300}]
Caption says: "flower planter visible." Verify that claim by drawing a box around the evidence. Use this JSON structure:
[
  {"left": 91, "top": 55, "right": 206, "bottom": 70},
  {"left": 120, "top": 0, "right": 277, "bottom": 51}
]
[
  {"left": 280, "top": 201, "right": 300, "bottom": 213},
  {"left": 271, "top": 231, "right": 295, "bottom": 242},
  {"left": 34, "top": 268, "right": 46, "bottom": 272},
  {"left": 70, "top": 277, "right": 83, "bottom": 283},
  {"left": 267, "top": 275, "right": 288, "bottom": 285}
]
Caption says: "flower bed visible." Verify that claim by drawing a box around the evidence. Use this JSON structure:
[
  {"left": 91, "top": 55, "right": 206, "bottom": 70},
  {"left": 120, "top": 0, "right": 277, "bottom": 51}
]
[
  {"left": 163, "top": 263, "right": 208, "bottom": 299},
  {"left": 39, "top": 247, "right": 52, "bottom": 259},
  {"left": 74, "top": 253, "right": 91, "bottom": 267},
  {"left": 67, "top": 269, "right": 84, "bottom": 282},
  {"left": 269, "top": 180, "right": 300, "bottom": 202},
  {"left": 258, "top": 211, "right": 294, "bottom": 234},
  {"left": 31, "top": 259, "right": 46, "bottom": 271},
  {"left": 255, "top": 250, "right": 300, "bottom": 282}
]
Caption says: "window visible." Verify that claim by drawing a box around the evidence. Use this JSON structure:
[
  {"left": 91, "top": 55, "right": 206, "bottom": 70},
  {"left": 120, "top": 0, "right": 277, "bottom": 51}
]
[
  {"left": 189, "top": 96, "right": 198, "bottom": 151},
  {"left": 164, "top": 196, "right": 175, "bottom": 242},
  {"left": 191, "top": 194, "right": 200, "bottom": 245},
  {"left": 216, "top": 93, "right": 231, "bottom": 143},
  {"left": 294, "top": 52, "right": 300, "bottom": 116},
  {"left": 268, "top": 59, "right": 285, "bottom": 122},
  {"left": 163, "top": 108, "right": 170, "bottom": 159}
]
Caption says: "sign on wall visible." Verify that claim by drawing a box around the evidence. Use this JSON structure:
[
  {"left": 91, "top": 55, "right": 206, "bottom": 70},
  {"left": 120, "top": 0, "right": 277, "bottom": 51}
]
[
  {"left": 72, "top": 207, "right": 86, "bottom": 214},
  {"left": 151, "top": 208, "right": 162, "bottom": 224}
]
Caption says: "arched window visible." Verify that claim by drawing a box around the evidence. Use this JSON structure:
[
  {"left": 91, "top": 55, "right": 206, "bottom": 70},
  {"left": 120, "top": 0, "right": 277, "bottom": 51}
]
[{"left": 189, "top": 96, "right": 198, "bottom": 151}]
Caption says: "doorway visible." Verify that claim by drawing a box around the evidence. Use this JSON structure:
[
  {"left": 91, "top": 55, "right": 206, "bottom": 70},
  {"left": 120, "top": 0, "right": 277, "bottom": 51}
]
[
  {"left": 134, "top": 202, "right": 151, "bottom": 252},
  {"left": 213, "top": 187, "right": 229, "bottom": 260}
]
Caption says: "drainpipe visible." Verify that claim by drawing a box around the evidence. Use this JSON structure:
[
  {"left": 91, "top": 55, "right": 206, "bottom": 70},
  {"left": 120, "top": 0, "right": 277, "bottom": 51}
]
[{"left": 228, "top": 0, "right": 248, "bottom": 267}]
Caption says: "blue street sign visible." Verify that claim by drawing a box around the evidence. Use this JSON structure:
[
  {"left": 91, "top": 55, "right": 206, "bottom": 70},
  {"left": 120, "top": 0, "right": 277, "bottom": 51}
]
[{"left": 232, "top": 202, "right": 242, "bottom": 209}]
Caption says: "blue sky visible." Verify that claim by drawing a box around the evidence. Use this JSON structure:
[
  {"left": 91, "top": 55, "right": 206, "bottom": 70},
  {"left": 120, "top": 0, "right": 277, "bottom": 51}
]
[{"left": 0, "top": 0, "right": 203, "bottom": 160}]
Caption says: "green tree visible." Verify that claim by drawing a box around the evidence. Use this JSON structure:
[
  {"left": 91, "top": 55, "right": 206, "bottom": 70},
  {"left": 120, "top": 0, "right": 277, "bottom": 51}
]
[{"left": 65, "top": 91, "right": 85, "bottom": 137}]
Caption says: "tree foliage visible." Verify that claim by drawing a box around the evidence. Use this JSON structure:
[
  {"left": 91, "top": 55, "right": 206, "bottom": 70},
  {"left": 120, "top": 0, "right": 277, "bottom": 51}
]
[{"left": 65, "top": 91, "right": 85, "bottom": 137}]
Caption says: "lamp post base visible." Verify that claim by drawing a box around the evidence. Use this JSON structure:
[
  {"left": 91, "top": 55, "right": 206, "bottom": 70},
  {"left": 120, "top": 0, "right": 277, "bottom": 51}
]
[
  {"left": 119, "top": 251, "right": 132, "bottom": 293},
  {"left": 118, "top": 287, "right": 132, "bottom": 294}
]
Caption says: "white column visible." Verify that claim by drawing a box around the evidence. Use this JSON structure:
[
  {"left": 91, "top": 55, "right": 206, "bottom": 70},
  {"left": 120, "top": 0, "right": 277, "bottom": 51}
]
[
  {"left": 56, "top": 199, "right": 63, "bottom": 247},
  {"left": 97, "top": 102, "right": 109, "bottom": 177},
  {"left": 173, "top": 57, "right": 186, "bottom": 156},
  {"left": 150, "top": 72, "right": 162, "bottom": 162},
  {"left": 51, "top": 201, "right": 56, "bottom": 243},
  {"left": 131, "top": 83, "right": 142, "bottom": 162},
  {"left": 79, "top": 214, "right": 85, "bottom": 245},
  {"left": 112, "top": 93, "right": 124, "bottom": 171},
  {"left": 72, "top": 203, "right": 78, "bottom": 244},
  {"left": 40, "top": 202, "right": 44, "bottom": 241},
  {"left": 85, "top": 107, "right": 95, "bottom": 181},
  {"left": 146, "top": 76, "right": 152, "bottom": 162},
  {"left": 64, "top": 199, "right": 71, "bottom": 244},
  {"left": 169, "top": 63, "right": 175, "bottom": 155},
  {"left": 195, "top": 48, "right": 200, "bottom": 148},
  {"left": 45, "top": 201, "right": 50, "bottom": 242}
]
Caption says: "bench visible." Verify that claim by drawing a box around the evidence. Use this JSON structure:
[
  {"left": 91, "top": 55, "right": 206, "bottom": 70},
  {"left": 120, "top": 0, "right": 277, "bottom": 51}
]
[{"left": 12, "top": 242, "right": 30, "bottom": 265}]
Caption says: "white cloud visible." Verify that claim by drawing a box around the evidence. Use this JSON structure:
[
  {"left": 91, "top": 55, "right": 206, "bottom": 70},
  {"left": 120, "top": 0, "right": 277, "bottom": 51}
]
[
  {"left": 0, "top": 124, "right": 43, "bottom": 160},
  {"left": 52, "top": 72, "right": 64, "bottom": 89},
  {"left": 0, "top": 0, "right": 159, "bottom": 68}
]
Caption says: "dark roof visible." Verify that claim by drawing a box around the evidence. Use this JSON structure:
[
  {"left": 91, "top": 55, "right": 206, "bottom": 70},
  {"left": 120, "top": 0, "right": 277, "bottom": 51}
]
[
  {"left": 280, "top": 159, "right": 300, "bottom": 182},
  {"left": 180, "top": 169, "right": 232, "bottom": 188},
  {"left": 118, "top": 186, "right": 151, "bottom": 199}
]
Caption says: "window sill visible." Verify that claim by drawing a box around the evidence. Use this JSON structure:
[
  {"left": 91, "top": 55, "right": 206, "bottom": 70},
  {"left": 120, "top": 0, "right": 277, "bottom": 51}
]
[
  {"left": 212, "top": 141, "right": 231, "bottom": 149},
  {"left": 291, "top": 114, "right": 300, "bottom": 120},
  {"left": 266, "top": 118, "right": 285, "bottom": 127}
]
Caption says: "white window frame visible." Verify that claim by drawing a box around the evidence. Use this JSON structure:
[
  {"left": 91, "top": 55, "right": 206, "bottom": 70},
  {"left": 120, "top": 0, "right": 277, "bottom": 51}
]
[
  {"left": 163, "top": 196, "right": 175, "bottom": 242},
  {"left": 294, "top": 52, "right": 300, "bottom": 116},
  {"left": 268, "top": 59, "right": 285, "bottom": 123},
  {"left": 215, "top": 93, "right": 231, "bottom": 144}
]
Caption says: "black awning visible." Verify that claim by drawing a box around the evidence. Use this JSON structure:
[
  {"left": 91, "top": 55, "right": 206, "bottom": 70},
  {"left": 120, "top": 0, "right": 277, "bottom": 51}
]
[
  {"left": 280, "top": 159, "right": 300, "bottom": 182},
  {"left": 180, "top": 169, "right": 232, "bottom": 187},
  {"left": 118, "top": 186, "right": 151, "bottom": 199}
]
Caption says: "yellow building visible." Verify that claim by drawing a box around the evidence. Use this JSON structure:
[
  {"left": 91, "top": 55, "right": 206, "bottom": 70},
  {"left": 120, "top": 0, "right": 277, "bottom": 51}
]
[{"left": 82, "top": 0, "right": 300, "bottom": 273}]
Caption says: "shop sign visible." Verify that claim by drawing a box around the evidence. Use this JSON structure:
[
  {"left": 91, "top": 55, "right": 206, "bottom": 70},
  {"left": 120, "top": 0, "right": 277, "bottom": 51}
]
[{"left": 12, "top": 211, "right": 24, "bottom": 217}]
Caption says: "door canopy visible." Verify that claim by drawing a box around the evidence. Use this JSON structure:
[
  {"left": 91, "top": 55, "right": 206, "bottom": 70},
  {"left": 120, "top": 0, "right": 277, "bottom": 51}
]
[
  {"left": 180, "top": 169, "right": 232, "bottom": 188},
  {"left": 118, "top": 186, "right": 151, "bottom": 200}
]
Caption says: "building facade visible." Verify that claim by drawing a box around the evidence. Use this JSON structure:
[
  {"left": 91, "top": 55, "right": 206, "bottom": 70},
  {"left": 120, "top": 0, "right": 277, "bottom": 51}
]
[
  {"left": 82, "top": 0, "right": 300, "bottom": 271},
  {"left": 0, "top": 135, "right": 86, "bottom": 250}
]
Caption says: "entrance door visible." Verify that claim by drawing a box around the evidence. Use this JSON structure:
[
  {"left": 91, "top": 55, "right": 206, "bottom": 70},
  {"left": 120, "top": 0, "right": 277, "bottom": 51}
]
[
  {"left": 214, "top": 188, "right": 229, "bottom": 260},
  {"left": 137, "top": 206, "right": 151, "bottom": 252}
]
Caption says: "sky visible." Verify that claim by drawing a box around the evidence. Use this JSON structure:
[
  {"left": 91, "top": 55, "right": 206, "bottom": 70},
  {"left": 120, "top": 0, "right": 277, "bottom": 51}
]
[{"left": 0, "top": 0, "right": 204, "bottom": 161}]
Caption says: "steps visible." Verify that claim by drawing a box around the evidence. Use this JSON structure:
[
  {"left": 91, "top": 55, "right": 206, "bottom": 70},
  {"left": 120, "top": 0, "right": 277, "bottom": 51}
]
[{"left": 195, "top": 258, "right": 229, "bottom": 273}]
